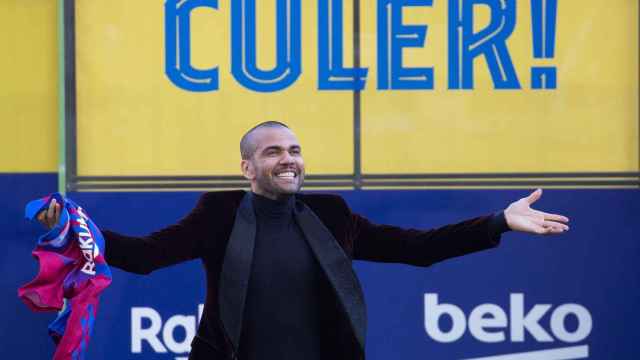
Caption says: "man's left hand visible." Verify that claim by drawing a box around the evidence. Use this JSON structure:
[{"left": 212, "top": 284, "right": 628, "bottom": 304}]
[{"left": 504, "top": 189, "right": 569, "bottom": 235}]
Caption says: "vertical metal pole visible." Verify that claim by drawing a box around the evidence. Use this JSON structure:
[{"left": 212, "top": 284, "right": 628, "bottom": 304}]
[
  {"left": 353, "top": 0, "right": 362, "bottom": 189},
  {"left": 57, "top": 0, "right": 66, "bottom": 194}
]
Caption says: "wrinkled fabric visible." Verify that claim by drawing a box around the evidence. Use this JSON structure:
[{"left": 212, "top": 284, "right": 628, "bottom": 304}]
[
  {"left": 19, "top": 193, "right": 111, "bottom": 360},
  {"left": 104, "top": 190, "right": 503, "bottom": 359}
]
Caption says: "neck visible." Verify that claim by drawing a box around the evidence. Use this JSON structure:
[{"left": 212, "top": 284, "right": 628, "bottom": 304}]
[
  {"left": 251, "top": 191, "right": 294, "bottom": 220},
  {"left": 250, "top": 187, "right": 294, "bottom": 201}
]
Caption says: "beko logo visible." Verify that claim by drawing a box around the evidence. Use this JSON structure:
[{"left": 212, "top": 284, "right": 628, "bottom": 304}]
[{"left": 424, "top": 293, "right": 592, "bottom": 360}]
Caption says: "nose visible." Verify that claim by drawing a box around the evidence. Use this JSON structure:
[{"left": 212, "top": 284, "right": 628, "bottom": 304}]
[{"left": 279, "top": 151, "right": 295, "bottom": 164}]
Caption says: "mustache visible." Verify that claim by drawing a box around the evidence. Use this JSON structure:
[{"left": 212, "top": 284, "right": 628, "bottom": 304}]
[{"left": 273, "top": 167, "right": 300, "bottom": 174}]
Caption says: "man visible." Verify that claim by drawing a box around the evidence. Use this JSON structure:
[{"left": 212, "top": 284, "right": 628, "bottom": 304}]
[{"left": 39, "top": 121, "right": 569, "bottom": 359}]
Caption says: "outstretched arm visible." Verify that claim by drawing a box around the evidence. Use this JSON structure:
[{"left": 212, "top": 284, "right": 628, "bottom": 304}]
[
  {"left": 350, "top": 189, "right": 569, "bottom": 266},
  {"left": 101, "top": 197, "right": 211, "bottom": 274},
  {"left": 38, "top": 194, "right": 213, "bottom": 274},
  {"left": 351, "top": 211, "right": 504, "bottom": 266}
]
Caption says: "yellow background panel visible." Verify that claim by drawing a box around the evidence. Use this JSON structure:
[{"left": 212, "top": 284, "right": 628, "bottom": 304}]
[
  {"left": 76, "top": 0, "right": 353, "bottom": 176},
  {"left": 360, "top": 0, "right": 638, "bottom": 174},
  {"left": 0, "top": 1, "right": 58, "bottom": 173}
]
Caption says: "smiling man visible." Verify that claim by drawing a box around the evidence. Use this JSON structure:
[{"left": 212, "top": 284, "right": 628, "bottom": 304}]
[
  {"left": 39, "top": 121, "right": 569, "bottom": 360},
  {"left": 239, "top": 122, "right": 305, "bottom": 199}
]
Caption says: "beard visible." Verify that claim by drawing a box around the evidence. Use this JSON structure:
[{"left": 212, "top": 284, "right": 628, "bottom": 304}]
[{"left": 255, "top": 167, "right": 305, "bottom": 198}]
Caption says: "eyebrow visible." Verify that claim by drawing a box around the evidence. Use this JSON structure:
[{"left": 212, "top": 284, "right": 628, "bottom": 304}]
[{"left": 261, "top": 145, "right": 301, "bottom": 154}]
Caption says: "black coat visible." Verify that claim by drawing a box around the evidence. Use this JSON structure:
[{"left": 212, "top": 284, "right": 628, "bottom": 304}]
[{"left": 104, "top": 190, "right": 502, "bottom": 359}]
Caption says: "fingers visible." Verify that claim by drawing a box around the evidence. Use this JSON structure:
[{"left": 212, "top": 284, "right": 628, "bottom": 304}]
[
  {"left": 542, "top": 220, "right": 569, "bottom": 232},
  {"left": 525, "top": 188, "right": 542, "bottom": 205},
  {"left": 533, "top": 221, "right": 568, "bottom": 235},
  {"left": 531, "top": 225, "right": 560, "bottom": 235},
  {"left": 529, "top": 218, "right": 569, "bottom": 235},
  {"left": 533, "top": 209, "right": 569, "bottom": 223},
  {"left": 540, "top": 227, "right": 565, "bottom": 235},
  {"left": 46, "top": 198, "right": 56, "bottom": 220},
  {"left": 54, "top": 202, "right": 61, "bottom": 223},
  {"left": 38, "top": 199, "right": 61, "bottom": 229}
]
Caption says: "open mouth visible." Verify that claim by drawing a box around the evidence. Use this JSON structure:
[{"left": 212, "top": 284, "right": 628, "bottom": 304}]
[{"left": 274, "top": 170, "right": 297, "bottom": 181}]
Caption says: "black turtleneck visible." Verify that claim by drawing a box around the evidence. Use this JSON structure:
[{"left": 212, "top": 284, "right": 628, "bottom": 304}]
[{"left": 238, "top": 193, "right": 339, "bottom": 360}]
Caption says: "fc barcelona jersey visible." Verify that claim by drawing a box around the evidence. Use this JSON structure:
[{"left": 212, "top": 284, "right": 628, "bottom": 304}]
[{"left": 19, "top": 193, "right": 112, "bottom": 360}]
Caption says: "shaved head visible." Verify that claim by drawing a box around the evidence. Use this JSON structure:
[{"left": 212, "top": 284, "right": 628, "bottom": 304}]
[
  {"left": 239, "top": 121, "right": 304, "bottom": 199},
  {"left": 240, "top": 121, "right": 290, "bottom": 160}
]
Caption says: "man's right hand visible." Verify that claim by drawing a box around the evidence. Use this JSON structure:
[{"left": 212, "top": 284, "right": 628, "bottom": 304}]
[{"left": 37, "top": 198, "right": 61, "bottom": 230}]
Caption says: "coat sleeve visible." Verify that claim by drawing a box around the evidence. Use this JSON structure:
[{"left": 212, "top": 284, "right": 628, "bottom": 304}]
[
  {"left": 103, "top": 193, "right": 214, "bottom": 274},
  {"left": 345, "top": 199, "right": 505, "bottom": 266}
]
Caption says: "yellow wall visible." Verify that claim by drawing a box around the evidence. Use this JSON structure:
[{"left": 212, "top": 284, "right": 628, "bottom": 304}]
[
  {"left": 0, "top": 0, "right": 58, "bottom": 173},
  {"left": 0, "top": 1, "right": 637, "bottom": 177},
  {"left": 360, "top": 0, "right": 638, "bottom": 173},
  {"left": 75, "top": 0, "right": 354, "bottom": 176},
  {"left": 73, "top": 0, "right": 638, "bottom": 177}
]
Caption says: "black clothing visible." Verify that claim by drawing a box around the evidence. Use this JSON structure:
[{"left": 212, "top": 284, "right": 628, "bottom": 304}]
[
  {"left": 239, "top": 194, "right": 339, "bottom": 360},
  {"left": 103, "top": 191, "right": 506, "bottom": 360}
]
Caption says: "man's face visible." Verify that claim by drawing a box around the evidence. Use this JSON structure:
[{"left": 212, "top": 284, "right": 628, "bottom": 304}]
[{"left": 241, "top": 126, "right": 305, "bottom": 199}]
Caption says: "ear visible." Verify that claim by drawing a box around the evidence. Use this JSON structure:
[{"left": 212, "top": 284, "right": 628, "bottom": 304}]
[{"left": 241, "top": 159, "right": 255, "bottom": 180}]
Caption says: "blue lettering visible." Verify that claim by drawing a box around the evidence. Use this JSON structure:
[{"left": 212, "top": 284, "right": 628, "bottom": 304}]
[
  {"left": 377, "top": 0, "right": 434, "bottom": 90},
  {"left": 448, "top": 0, "right": 520, "bottom": 89},
  {"left": 165, "top": 0, "right": 219, "bottom": 92},
  {"left": 530, "top": 0, "right": 557, "bottom": 89},
  {"left": 231, "top": 0, "right": 301, "bottom": 92},
  {"left": 318, "top": 0, "right": 368, "bottom": 90}
]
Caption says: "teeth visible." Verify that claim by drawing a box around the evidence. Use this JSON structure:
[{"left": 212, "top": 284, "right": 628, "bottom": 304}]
[{"left": 277, "top": 172, "right": 295, "bottom": 178}]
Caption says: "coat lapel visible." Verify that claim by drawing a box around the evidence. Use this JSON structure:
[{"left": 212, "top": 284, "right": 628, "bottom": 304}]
[
  {"left": 218, "top": 192, "right": 255, "bottom": 352},
  {"left": 294, "top": 200, "right": 367, "bottom": 353},
  {"left": 218, "top": 193, "right": 367, "bottom": 354}
]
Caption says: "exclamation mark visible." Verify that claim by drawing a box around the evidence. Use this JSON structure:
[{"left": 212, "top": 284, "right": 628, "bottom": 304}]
[{"left": 530, "top": 0, "right": 558, "bottom": 89}]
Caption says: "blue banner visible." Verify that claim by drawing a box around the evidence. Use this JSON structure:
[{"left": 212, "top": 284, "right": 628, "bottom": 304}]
[{"left": 3, "top": 175, "right": 638, "bottom": 359}]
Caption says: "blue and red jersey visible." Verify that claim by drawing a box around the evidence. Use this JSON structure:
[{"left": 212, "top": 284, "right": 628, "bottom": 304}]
[{"left": 19, "top": 193, "right": 112, "bottom": 360}]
